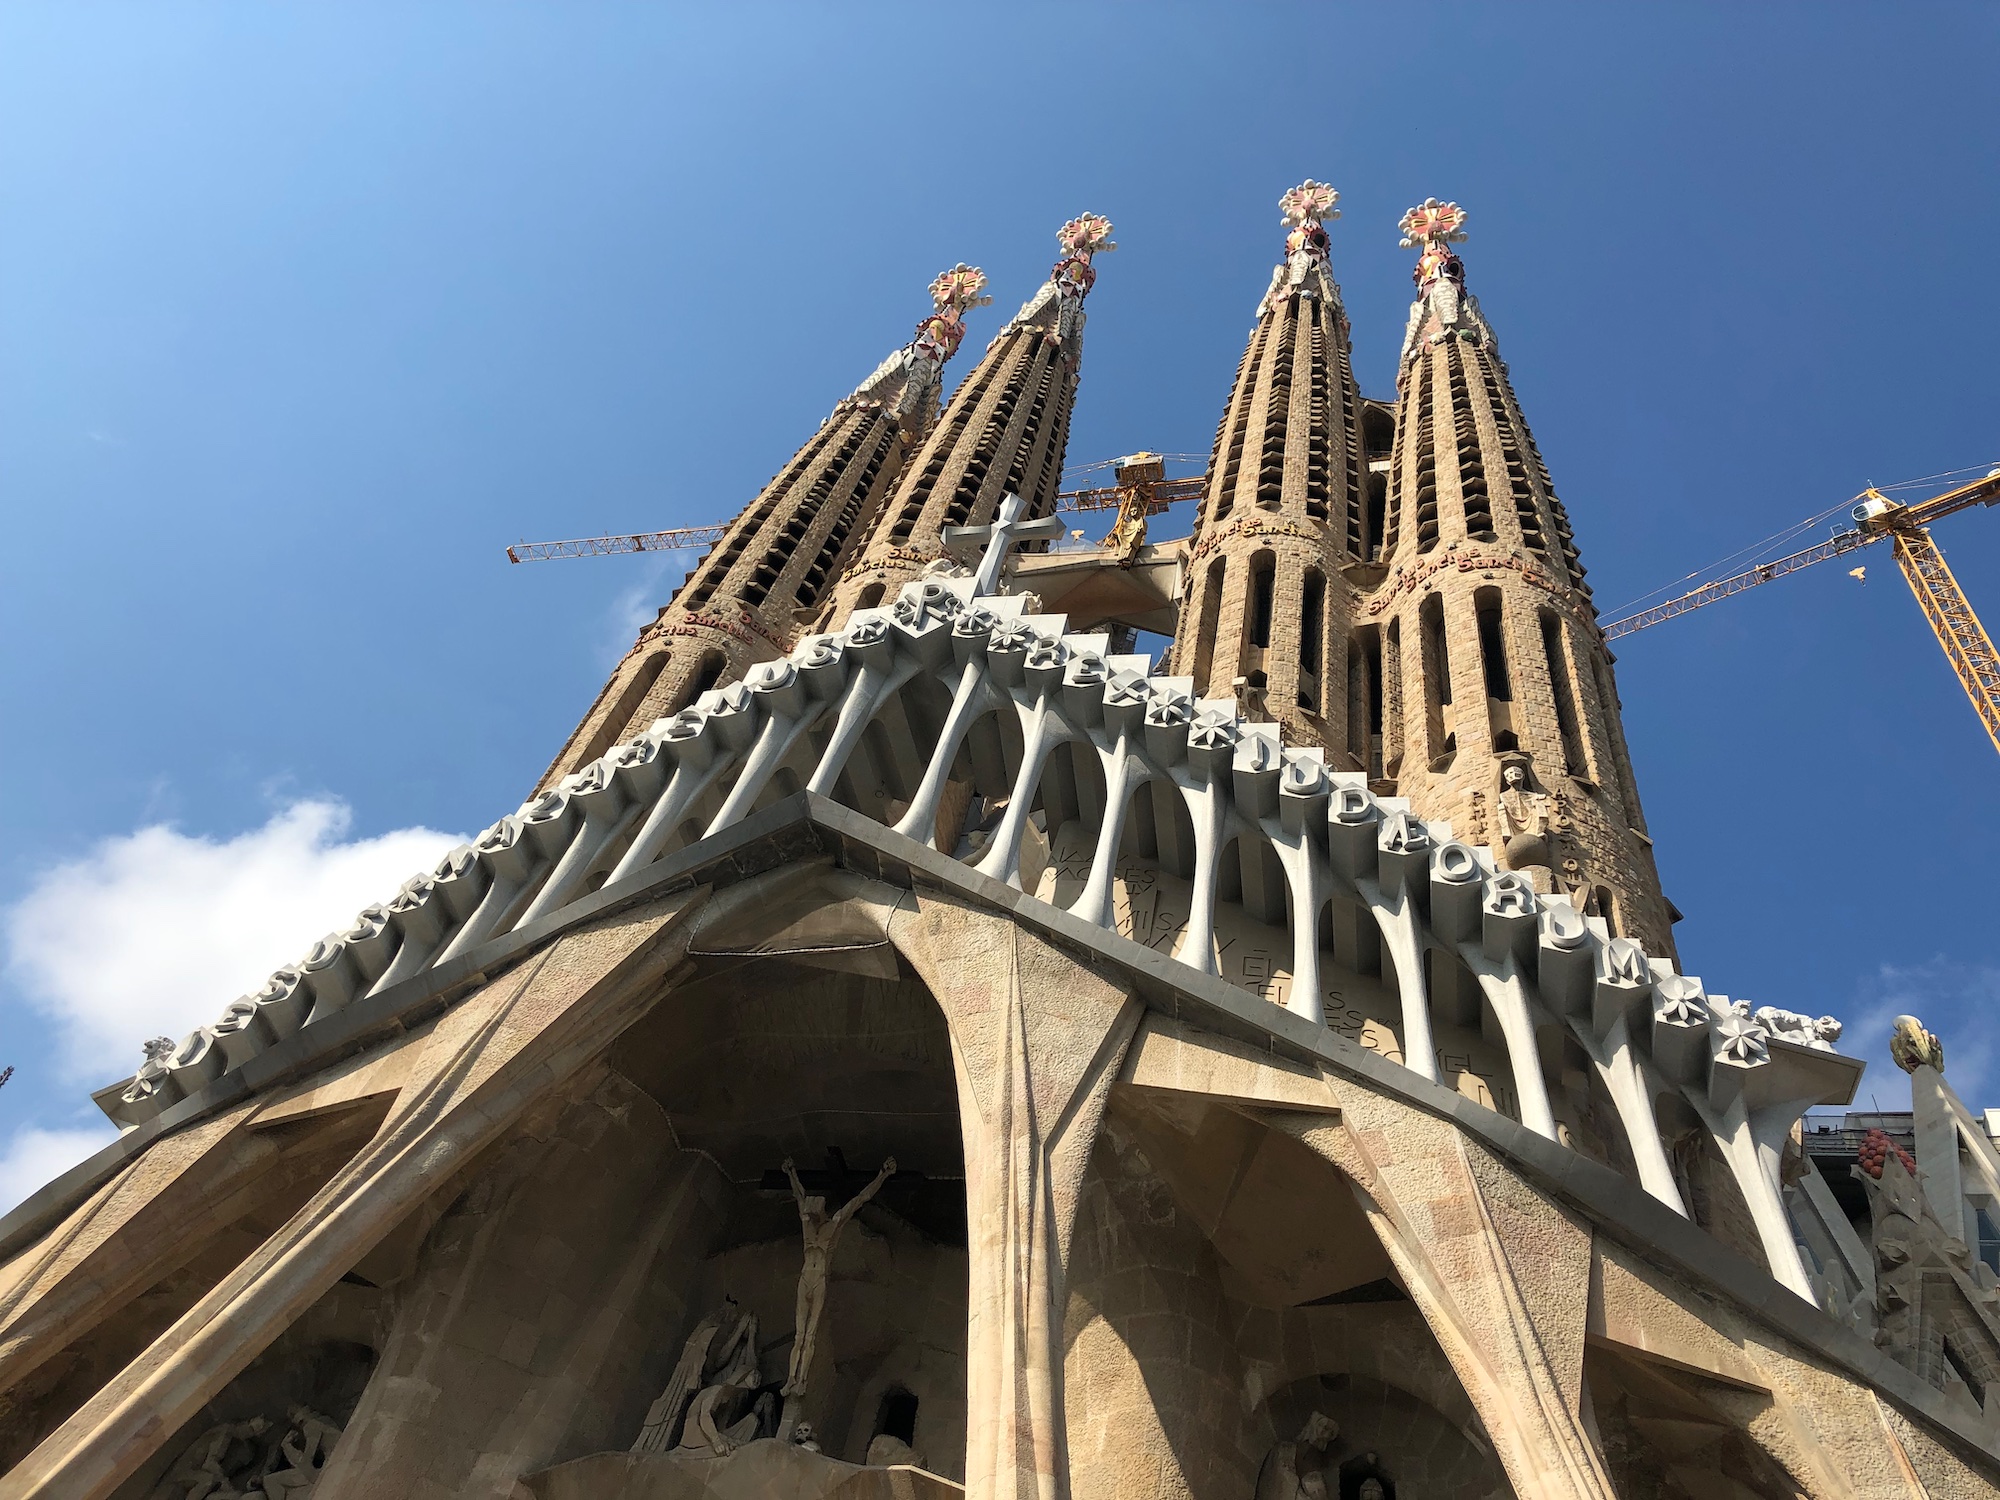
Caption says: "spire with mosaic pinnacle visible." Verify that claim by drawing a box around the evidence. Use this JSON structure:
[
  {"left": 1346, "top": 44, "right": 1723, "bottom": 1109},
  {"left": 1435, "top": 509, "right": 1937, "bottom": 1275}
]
[
  {"left": 534, "top": 265, "right": 992, "bottom": 791},
  {"left": 817, "top": 214, "right": 1114, "bottom": 625},
  {"left": 1170, "top": 181, "right": 1369, "bottom": 748},
  {"left": 1366, "top": 199, "right": 1673, "bottom": 952}
]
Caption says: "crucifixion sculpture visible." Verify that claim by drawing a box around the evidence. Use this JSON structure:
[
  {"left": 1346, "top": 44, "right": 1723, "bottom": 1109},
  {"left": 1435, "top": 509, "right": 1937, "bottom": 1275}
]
[{"left": 781, "top": 1154, "right": 896, "bottom": 1399}]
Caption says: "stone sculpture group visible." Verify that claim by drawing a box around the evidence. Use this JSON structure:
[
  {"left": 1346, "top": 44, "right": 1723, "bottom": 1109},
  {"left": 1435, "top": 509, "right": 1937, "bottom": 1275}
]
[
  {"left": 629, "top": 1156, "right": 897, "bottom": 1463},
  {"left": 151, "top": 1407, "right": 342, "bottom": 1500}
]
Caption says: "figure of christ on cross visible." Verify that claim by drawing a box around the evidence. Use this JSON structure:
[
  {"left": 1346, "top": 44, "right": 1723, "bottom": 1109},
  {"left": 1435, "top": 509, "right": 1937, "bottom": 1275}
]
[{"left": 781, "top": 1154, "right": 897, "bottom": 1398}]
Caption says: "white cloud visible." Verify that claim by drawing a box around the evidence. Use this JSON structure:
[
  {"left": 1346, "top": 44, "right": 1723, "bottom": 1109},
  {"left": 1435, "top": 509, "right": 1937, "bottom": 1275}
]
[
  {"left": 3, "top": 799, "right": 466, "bottom": 1085},
  {"left": 0, "top": 1125, "right": 117, "bottom": 1216}
]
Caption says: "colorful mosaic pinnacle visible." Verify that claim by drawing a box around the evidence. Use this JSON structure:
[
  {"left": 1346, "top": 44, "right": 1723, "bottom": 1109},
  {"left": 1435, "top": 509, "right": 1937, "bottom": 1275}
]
[
  {"left": 927, "top": 263, "right": 992, "bottom": 316},
  {"left": 1398, "top": 197, "right": 1468, "bottom": 248},
  {"left": 1279, "top": 180, "right": 1340, "bottom": 262},
  {"left": 1056, "top": 212, "right": 1116, "bottom": 261},
  {"left": 1279, "top": 179, "right": 1340, "bottom": 228},
  {"left": 914, "top": 263, "right": 992, "bottom": 363},
  {"left": 1400, "top": 198, "right": 1470, "bottom": 291}
]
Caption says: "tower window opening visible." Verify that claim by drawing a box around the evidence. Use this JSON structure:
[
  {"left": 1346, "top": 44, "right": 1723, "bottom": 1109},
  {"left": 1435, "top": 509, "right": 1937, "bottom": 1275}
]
[
  {"left": 1212, "top": 322, "right": 1269, "bottom": 527},
  {"left": 1365, "top": 471, "right": 1387, "bottom": 562},
  {"left": 856, "top": 582, "right": 888, "bottom": 614},
  {"left": 1382, "top": 619, "right": 1402, "bottom": 775},
  {"left": 1414, "top": 353, "right": 1441, "bottom": 554},
  {"left": 1448, "top": 346, "right": 1495, "bottom": 543},
  {"left": 1304, "top": 314, "right": 1330, "bottom": 524},
  {"left": 589, "top": 649, "right": 671, "bottom": 764},
  {"left": 1594, "top": 886, "right": 1618, "bottom": 939},
  {"left": 689, "top": 651, "right": 728, "bottom": 700},
  {"left": 1298, "top": 569, "right": 1325, "bottom": 712},
  {"left": 1419, "top": 594, "right": 1453, "bottom": 766},
  {"left": 1593, "top": 655, "right": 1647, "bottom": 831},
  {"left": 1255, "top": 316, "right": 1297, "bottom": 510},
  {"left": 1539, "top": 611, "right": 1587, "bottom": 775},
  {"left": 1476, "top": 594, "right": 1512, "bottom": 701},
  {"left": 1248, "top": 551, "right": 1277, "bottom": 649},
  {"left": 1192, "top": 556, "right": 1226, "bottom": 696},
  {"left": 1350, "top": 626, "right": 1384, "bottom": 779},
  {"left": 1340, "top": 342, "right": 1364, "bottom": 557}
]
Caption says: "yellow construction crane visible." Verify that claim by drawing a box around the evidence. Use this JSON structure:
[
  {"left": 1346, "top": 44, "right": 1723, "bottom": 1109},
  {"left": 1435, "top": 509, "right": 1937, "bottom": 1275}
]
[
  {"left": 503, "top": 455, "right": 1208, "bottom": 563},
  {"left": 1602, "top": 469, "right": 2000, "bottom": 754}
]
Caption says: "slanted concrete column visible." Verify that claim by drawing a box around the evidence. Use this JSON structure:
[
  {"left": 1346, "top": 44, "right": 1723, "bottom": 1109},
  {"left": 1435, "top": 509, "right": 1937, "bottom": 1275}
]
[
  {"left": 890, "top": 889, "right": 1143, "bottom": 1500},
  {"left": 1909, "top": 1063, "right": 1970, "bottom": 1242},
  {"left": 1271, "top": 1086, "right": 1620, "bottom": 1500},
  {"left": 0, "top": 889, "right": 706, "bottom": 1500}
]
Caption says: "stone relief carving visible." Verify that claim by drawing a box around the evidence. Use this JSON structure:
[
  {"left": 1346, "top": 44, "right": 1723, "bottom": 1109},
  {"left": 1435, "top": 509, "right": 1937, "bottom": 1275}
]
[
  {"left": 674, "top": 1309, "right": 763, "bottom": 1458},
  {"left": 150, "top": 1417, "right": 270, "bottom": 1500},
  {"left": 150, "top": 1407, "right": 342, "bottom": 1500},
  {"left": 1753, "top": 1006, "right": 1843, "bottom": 1051},
  {"left": 782, "top": 1155, "right": 895, "bottom": 1399},
  {"left": 1254, "top": 1413, "right": 1338, "bottom": 1500},
  {"left": 1494, "top": 761, "right": 1557, "bottom": 871},
  {"left": 1891, "top": 1013, "right": 1945, "bottom": 1074},
  {"left": 633, "top": 1299, "right": 752, "bottom": 1455}
]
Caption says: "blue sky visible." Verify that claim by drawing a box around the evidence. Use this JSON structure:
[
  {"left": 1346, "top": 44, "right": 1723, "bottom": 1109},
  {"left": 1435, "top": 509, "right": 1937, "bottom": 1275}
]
[{"left": 2, "top": 5, "right": 1997, "bottom": 1204}]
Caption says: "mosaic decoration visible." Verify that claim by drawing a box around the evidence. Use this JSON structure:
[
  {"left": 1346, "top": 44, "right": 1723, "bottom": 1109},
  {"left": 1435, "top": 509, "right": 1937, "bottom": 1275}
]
[
  {"left": 1279, "top": 179, "right": 1341, "bottom": 228},
  {"left": 1056, "top": 213, "right": 1116, "bottom": 260},
  {"left": 912, "top": 263, "right": 991, "bottom": 364},
  {"left": 1397, "top": 197, "right": 1468, "bottom": 248}
]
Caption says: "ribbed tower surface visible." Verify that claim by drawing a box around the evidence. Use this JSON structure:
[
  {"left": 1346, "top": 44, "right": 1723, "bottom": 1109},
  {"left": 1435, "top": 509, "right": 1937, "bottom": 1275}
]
[
  {"left": 1170, "top": 180, "right": 1371, "bottom": 750},
  {"left": 815, "top": 214, "right": 1114, "bottom": 626},
  {"left": 1366, "top": 198, "right": 1674, "bottom": 953},
  {"left": 534, "top": 266, "right": 992, "bottom": 791}
]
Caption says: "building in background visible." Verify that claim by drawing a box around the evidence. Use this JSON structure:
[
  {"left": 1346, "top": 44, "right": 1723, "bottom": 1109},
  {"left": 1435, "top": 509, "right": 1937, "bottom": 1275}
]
[{"left": 3, "top": 191, "right": 1996, "bottom": 1500}]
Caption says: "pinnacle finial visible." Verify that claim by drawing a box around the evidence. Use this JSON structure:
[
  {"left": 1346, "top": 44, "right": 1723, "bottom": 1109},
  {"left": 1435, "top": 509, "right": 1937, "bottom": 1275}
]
[
  {"left": 1057, "top": 213, "right": 1116, "bottom": 261},
  {"left": 912, "top": 264, "right": 991, "bottom": 365},
  {"left": 1280, "top": 180, "right": 1340, "bottom": 229},
  {"left": 1277, "top": 181, "right": 1340, "bottom": 269},
  {"left": 1398, "top": 198, "right": 1468, "bottom": 249},
  {"left": 1399, "top": 198, "right": 1470, "bottom": 294},
  {"left": 928, "top": 264, "right": 992, "bottom": 317}
]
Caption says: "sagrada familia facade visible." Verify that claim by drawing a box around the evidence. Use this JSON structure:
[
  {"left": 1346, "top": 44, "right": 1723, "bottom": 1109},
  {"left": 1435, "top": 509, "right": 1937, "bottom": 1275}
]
[{"left": 2, "top": 184, "right": 1997, "bottom": 1500}]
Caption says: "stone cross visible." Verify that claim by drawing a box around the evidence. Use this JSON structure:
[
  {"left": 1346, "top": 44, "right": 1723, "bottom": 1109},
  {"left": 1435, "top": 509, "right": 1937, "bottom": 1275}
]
[{"left": 941, "top": 492, "right": 1067, "bottom": 598}]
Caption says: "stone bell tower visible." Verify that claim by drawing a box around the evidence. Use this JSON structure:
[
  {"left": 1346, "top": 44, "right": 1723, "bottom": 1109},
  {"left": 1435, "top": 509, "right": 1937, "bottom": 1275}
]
[
  {"left": 1168, "top": 180, "right": 1368, "bottom": 750},
  {"left": 817, "top": 214, "right": 1114, "bottom": 624},
  {"left": 1363, "top": 198, "right": 1674, "bottom": 951},
  {"left": 535, "top": 265, "right": 993, "bottom": 791}
]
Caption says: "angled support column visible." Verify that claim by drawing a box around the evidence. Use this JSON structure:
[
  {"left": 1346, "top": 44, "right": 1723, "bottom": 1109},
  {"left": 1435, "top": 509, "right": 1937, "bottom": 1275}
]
[
  {"left": 0, "top": 888, "right": 707, "bottom": 1500},
  {"left": 1272, "top": 1086, "right": 1620, "bottom": 1500},
  {"left": 891, "top": 889, "right": 1144, "bottom": 1500}
]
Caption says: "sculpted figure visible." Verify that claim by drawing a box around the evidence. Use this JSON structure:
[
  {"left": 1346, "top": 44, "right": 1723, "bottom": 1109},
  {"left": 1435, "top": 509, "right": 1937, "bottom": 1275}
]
[
  {"left": 1753, "top": 1006, "right": 1843, "bottom": 1051},
  {"left": 781, "top": 1156, "right": 895, "bottom": 1397},
  {"left": 257, "top": 1406, "right": 341, "bottom": 1499},
  {"left": 1254, "top": 1413, "right": 1337, "bottom": 1500},
  {"left": 1496, "top": 763, "right": 1553, "bottom": 870},
  {"left": 1102, "top": 486, "right": 1149, "bottom": 562},
  {"left": 1890, "top": 1014, "right": 1945, "bottom": 1074},
  {"left": 676, "top": 1311, "right": 763, "bottom": 1457},
  {"left": 151, "top": 1417, "right": 269, "bottom": 1500},
  {"left": 633, "top": 1300, "right": 747, "bottom": 1454}
]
